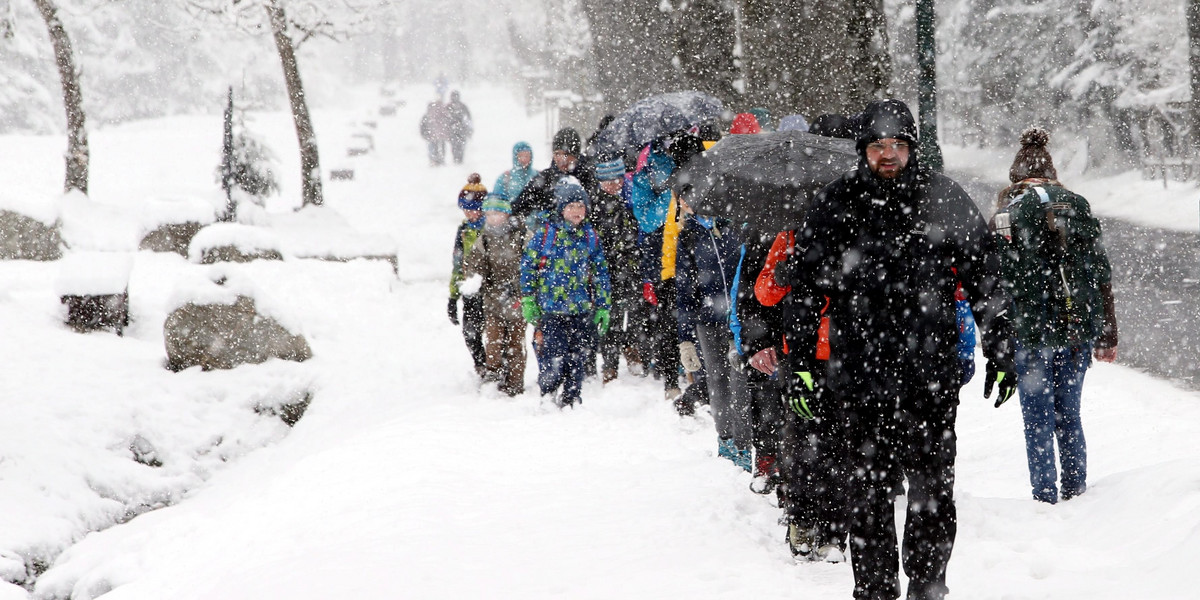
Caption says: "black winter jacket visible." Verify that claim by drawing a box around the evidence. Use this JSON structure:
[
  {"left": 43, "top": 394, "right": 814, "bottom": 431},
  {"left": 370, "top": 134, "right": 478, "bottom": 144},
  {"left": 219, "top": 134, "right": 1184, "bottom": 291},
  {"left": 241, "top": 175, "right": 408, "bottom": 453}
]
[
  {"left": 676, "top": 216, "right": 742, "bottom": 343},
  {"left": 785, "top": 160, "right": 1012, "bottom": 393},
  {"left": 511, "top": 160, "right": 598, "bottom": 219}
]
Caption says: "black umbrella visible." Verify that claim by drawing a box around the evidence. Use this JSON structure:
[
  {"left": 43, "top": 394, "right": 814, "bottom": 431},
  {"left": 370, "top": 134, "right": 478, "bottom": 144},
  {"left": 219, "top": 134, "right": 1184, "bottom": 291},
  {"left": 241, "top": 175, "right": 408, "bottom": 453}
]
[
  {"left": 587, "top": 91, "right": 723, "bottom": 161},
  {"left": 672, "top": 130, "right": 858, "bottom": 233}
]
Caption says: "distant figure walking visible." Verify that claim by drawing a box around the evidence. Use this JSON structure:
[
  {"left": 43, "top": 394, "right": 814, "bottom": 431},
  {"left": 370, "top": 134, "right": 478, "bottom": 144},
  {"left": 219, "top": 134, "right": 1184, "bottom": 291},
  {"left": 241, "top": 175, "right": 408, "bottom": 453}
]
[
  {"left": 420, "top": 97, "right": 452, "bottom": 166},
  {"left": 446, "top": 91, "right": 474, "bottom": 165}
]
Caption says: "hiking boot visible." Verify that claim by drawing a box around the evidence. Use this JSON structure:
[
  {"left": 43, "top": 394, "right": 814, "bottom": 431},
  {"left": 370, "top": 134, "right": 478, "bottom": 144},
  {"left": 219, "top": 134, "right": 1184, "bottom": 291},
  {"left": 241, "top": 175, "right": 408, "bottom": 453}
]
[
  {"left": 787, "top": 523, "right": 817, "bottom": 558},
  {"left": 812, "top": 543, "right": 846, "bottom": 563},
  {"left": 749, "top": 455, "right": 779, "bottom": 495},
  {"left": 674, "top": 393, "right": 695, "bottom": 416},
  {"left": 733, "top": 448, "right": 752, "bottom": 473},
  {"left": 602, "top": 367, "right": 619, "bottom": 384}
]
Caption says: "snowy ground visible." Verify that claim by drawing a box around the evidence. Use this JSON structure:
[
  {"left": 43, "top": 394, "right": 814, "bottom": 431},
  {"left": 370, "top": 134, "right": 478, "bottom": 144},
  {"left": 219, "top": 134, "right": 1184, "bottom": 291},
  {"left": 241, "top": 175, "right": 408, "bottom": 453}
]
[{"left": 0, "top": 85, "right": 1198, "bottom": 600}]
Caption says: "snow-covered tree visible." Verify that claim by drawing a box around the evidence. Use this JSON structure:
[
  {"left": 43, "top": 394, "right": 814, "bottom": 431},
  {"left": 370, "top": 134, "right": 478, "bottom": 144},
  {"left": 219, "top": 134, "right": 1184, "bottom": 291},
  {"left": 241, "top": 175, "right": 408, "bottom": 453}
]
[{"left": 185, "top": 0, "right": 383, "bottom": 208}]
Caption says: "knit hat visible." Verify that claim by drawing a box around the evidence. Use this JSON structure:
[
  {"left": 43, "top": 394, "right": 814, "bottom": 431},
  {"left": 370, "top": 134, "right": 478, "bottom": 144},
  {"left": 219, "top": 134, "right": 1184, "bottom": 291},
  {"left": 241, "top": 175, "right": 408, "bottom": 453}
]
[
  {"left": 729, "top": 113, "right": 762, "bottom": 135},
  {"left": 747, "top": 107, "right": 774, "bottom": 131},
  {"left": 552, "top": 128, "right": 582, "bottom": 156},
  {"left": 595, "top": 158, "right": 625, "bottom": 181},
  {"left": 481, "top": 194, "right": 511, "bottom": 214},
  {"left": 1008, "top": 127, "right": 1057, "bottom": 183},
  {"left": 856, "top": 99, "right": 918, "bottom": 150},
  {"left": 777, "top": 114, "right": 810, "bottom": 132},
  {"left": 457, "top": 173, "right": 487, "bottom": 211},
  {"left": 553, "top": 178, "right": 589, "bottom": 212}
]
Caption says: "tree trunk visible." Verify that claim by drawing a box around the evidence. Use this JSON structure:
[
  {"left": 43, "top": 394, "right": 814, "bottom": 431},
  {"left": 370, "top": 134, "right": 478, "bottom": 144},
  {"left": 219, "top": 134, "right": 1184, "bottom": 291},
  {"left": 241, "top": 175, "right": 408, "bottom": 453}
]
[
  {"left": 265, "top": 0, "right": 323, "bottom": 207},
  {"left": 32, "top": 0, "right": 88, "bottom": 194},
  {"left": 580, "top": 0, "right": 681, "bottom": 114},
  {"left": 673, "top": 0, "right": 739, "bottom": 109},
  {"left": 1189, "top": 0, "right": 1200, "bottom": 161},
  {"left": 740, "top": 0, "right": 879, "bottom": 118}
]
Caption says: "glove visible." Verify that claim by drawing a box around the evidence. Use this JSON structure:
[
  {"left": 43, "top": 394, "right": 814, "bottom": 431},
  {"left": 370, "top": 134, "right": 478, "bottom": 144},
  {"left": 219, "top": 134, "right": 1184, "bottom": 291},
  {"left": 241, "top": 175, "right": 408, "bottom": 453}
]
[
  {"left": 679, "top": 341, "right": 702, "bottom": 373},
  {"left": 594, "top": 309, "right": 611, "bottom": 336},
  {"left": 447, "top": 297, "right": 459, "bottom": 325},
  {"left": 643, "top": 282, "right": 658, "bottom": 306},
  {"left": 984, "top": 359, "right": 1017, "bottom": 407},
  {"left": 520, "top": 296, "right": 541, "bottom": 324},
  {"left": 786, "top": 371, "right": 815, "bottom": 420},
  {"left": 959, "top": 359, "right": 976, "bottom": 387}
]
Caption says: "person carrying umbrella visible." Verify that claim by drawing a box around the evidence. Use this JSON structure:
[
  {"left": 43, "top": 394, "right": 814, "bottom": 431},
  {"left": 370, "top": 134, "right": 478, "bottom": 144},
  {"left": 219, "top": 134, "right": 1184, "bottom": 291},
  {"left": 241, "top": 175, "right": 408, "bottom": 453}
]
[{"left": 778, "top": 99, "right": 1014, "bottom": 600}]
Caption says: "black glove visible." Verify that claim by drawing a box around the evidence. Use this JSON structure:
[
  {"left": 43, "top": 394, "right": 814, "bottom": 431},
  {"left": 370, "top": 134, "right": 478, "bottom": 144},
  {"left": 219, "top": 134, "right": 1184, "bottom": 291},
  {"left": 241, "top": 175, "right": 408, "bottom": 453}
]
[
  {"left": 447, "top": 297, "right": 459, "bottom": 326},
  {"left": 984, "top": 359, "right": 1017, "bottom": 407}
]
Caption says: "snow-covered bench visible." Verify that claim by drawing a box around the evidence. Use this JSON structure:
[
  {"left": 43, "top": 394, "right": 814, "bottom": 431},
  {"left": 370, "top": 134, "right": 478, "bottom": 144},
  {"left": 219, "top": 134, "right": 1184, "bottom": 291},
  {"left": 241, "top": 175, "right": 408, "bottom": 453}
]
[{"left": 56, "top": 251, "right": 134, "bottom": 335}]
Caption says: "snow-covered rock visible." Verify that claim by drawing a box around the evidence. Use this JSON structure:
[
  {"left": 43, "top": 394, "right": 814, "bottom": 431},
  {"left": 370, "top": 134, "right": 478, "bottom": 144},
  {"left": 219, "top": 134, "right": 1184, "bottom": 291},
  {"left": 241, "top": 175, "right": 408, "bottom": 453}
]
[{"left": 163, "top": 295, "right": 311, "bottom": 372}]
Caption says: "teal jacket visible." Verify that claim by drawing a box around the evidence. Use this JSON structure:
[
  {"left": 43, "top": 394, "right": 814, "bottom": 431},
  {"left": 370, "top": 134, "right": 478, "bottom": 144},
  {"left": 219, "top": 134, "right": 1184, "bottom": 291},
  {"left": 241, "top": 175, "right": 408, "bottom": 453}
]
[{"left": 491, "top": 141, "right": 536, "bottom": 202}]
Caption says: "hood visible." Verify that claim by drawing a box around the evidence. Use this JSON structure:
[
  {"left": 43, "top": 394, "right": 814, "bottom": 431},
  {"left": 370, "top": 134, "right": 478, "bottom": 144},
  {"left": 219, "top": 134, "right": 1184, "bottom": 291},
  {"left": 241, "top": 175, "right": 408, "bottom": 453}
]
[
  {"left": 856, "top": 99, "right": 918, "bottom": 153},
  {"left": 512, "top": 141, "right": 533, "bottom": 171}
]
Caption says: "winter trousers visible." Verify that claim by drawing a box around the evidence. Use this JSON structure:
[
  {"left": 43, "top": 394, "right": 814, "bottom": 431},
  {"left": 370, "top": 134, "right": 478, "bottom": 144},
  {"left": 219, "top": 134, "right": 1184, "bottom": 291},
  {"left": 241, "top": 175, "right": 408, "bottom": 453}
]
[
  {"left": 538, "top": 314, "right": 593, "bottom": 406},
  {"left": 600, "top": 301, "right": 634, "bottom": 374},
  {"left": 647, "top": 282, "right": 681, "bottom": 391},
  {"left": 461, "top": 296, "right": 486, "bottom": 376},
  {"left": 843, "top": 375, "right": 958, "bottom": 600},
  {"left": 1014, "top": 342, "right": 1091, "bottom": 504},
  {"left": 450, "top": 139, "right": 466, "bottom": 164},
  {"left": 484, "top": 314, "right": 526, "bottom": 396},
  {"left": 697, "top": 322, "right": 753, "bottom": 447},
  {"left": 777, "top": 377, "right": 849, "bottom": 549},
  {"left": 746, "top": 369, "right": 785, "bottom": 459},
  {"left": 427, "top": 139, "right": 446, "bottom": 166}
]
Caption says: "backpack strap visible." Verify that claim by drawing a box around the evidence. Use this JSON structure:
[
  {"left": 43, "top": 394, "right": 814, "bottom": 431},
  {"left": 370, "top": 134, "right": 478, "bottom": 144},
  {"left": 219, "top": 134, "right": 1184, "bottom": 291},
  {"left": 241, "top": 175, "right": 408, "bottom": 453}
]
[{"left": 537, "top": 222, "right": 558, "bottom": 270}]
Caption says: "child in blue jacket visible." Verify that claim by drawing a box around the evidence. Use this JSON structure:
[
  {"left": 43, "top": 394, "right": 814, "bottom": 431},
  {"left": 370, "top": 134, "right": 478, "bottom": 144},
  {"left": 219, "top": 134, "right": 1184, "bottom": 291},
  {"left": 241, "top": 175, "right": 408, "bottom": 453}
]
[{"left": 519, "top": 179, "right": 612, "bottom": 408}]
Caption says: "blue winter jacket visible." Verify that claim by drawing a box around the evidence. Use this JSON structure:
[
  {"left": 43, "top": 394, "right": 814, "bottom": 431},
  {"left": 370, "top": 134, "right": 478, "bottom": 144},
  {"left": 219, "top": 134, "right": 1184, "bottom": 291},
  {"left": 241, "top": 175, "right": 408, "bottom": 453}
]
[
  {"left": 520, "top": 220, "right": 612, "bottom": 316},
  {"left": 491, "top": 141, "right": 536, "bottom": 202},
  {"left": 629, "top": 146, "right": 675, "bottom": 233},
  {"left": 675, "top": 215, "right": 743, "bottom": 343}
]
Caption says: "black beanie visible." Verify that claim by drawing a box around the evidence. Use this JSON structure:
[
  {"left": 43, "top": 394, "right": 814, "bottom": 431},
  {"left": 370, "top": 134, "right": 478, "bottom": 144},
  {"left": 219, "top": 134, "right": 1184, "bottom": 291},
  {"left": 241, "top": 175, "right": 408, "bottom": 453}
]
[
  {"left": 856, "top": 99, "right": 918, "bottom": 150},
  {"left": 552, "top": 128, "right": 582, "bottom": 156}
]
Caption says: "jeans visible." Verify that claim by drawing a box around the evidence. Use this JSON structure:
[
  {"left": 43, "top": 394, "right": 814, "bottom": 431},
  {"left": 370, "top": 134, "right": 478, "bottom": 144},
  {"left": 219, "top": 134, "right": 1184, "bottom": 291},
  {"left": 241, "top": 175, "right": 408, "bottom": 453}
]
[
  {"left": 1014, "top": 342, "right": 1091, "bottom": 503},
  {"left": 538, "top": 314, "right": 594, "bottom": 406}
]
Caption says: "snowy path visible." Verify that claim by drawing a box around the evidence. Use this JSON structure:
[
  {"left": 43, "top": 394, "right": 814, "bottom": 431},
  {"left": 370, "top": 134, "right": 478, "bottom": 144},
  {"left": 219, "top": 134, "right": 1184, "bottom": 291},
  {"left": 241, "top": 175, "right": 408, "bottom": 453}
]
[{"left": 5, "top": 86, "right": 1200, "bottom": 600}]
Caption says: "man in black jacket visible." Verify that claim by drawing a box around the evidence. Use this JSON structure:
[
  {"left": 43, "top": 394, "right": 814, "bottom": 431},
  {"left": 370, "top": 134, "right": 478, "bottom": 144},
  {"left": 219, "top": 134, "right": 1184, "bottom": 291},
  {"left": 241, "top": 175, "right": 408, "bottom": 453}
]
[
  {"left": 781, "top": 99, "right": 1014, "bottom": 600},
  {"left": 511, "top": 128, "right": 597, "bottom": 223}
]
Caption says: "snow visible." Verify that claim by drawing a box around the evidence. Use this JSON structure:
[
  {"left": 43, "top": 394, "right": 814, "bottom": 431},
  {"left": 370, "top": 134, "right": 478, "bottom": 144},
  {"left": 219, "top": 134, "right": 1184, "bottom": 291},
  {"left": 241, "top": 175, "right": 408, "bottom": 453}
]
[{"left": 0, "top": 83, "right": 1197, "bottom": 600}]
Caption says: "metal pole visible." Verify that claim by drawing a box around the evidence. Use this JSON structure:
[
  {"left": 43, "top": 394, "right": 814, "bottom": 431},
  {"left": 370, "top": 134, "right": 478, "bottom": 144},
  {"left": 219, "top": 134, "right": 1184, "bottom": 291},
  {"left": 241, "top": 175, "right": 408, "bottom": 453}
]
[{"left": 915, "top": 0, "right": 944, "bottom": 172}]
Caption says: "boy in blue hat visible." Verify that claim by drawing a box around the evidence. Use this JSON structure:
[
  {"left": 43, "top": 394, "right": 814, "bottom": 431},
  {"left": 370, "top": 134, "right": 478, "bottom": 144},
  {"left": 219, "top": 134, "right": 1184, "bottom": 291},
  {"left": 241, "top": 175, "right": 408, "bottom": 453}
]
[
  {"left": 519, "top": 179, "right": 612, "bottom": 408},
  {"left": 448, "top": 173, "right": 488, "bottom": 377}
]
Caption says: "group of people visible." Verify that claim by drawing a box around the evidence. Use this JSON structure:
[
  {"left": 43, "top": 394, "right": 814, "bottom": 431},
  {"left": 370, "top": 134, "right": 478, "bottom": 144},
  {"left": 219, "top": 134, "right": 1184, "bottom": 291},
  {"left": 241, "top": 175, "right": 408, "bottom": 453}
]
[
  {"left": 445, "top": 97, "right": 1118, "bottom": 600},
  {"left": 420, "top": 89, "right": 473, "bottom": 166}
]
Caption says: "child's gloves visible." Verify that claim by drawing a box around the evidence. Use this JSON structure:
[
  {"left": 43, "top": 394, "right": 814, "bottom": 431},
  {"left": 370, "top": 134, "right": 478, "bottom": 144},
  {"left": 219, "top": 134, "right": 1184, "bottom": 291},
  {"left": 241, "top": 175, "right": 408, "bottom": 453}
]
[
  {"left": 594, "top": 309, "right": 611, "bottom": 335},
  {"left": 520, "top": 296, "right": 541, "bottom": 324}
]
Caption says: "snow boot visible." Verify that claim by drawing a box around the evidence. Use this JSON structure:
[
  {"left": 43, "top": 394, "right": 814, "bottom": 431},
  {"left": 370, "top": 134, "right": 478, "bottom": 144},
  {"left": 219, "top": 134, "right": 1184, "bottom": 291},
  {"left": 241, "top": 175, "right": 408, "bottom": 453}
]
[
  {"left": 812, "top": 542, "right": 846, "bottom": 563},
  {"left": 733, "top": 448, "right": 753, "bottom": 473},
  {"left": 718, "top": 437, "right": 737, "bottom": 463},
  {"left": 750, "top": 454, "right": 779, "bottom": 495},
  {"left": 602, "top": 367, "right": 619, "bottom": 384},
  {"left": 787, "top": 523, "right": 817, "bottom": 558}
]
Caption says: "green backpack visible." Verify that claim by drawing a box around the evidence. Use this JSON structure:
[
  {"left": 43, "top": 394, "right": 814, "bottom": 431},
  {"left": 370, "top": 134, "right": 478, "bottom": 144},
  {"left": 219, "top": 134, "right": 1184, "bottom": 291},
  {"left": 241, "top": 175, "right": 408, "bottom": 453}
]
[{"left": 993, "top": 183, "right": 1111, "bottom": 347}]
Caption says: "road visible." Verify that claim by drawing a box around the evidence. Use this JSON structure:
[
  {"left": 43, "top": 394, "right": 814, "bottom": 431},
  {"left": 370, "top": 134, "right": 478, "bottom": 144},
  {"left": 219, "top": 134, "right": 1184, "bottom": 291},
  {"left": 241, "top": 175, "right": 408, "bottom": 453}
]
[{"left": 953, "top": 171, "right": 1200, "bottom": 390}]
